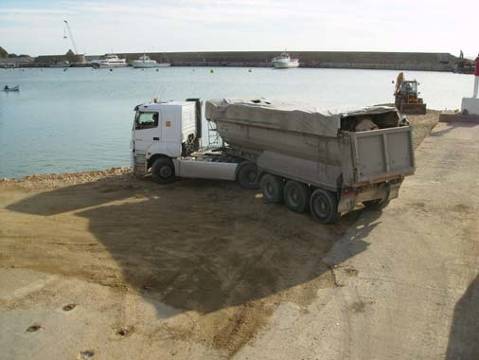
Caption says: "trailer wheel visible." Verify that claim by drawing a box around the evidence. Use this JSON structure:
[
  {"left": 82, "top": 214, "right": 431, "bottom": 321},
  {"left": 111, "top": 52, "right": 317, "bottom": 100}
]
[
  {"left": 310, "top": 188, "right": 340, "bottom": 224},
  {"left": 284, "top": 181, "right": 310, "bottom": 213},
  {"left": 237, "top": 162, "right": 259, "bottom": 189},
  {"left": 151, "top": 158, "right": 176, "bottom": 184},
  {"left": 260, "top": 174, "right": 283, "bottom": 203}
]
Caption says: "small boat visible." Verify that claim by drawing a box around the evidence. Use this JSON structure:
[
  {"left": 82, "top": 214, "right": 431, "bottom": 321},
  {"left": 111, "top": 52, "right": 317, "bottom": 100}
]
[
  {"left": 132, "top": 54, "right": 170, "bottom": 68},
  {"left": 272, "top": 51, "right": 299, "bottom": 69},
  {"left": 3, "top": 85, "right": 19, "bottom": 92},
  {"left": 90, "top": 54, "right": 128, "bottom": 69}
]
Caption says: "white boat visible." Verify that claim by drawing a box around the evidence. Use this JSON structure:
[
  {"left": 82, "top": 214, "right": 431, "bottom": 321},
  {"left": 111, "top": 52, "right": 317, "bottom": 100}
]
[
  {"left": 272, "top": 52, "right": 299, "bottom": 69},
  {"left": 132, "top": 54, "right": 170, "bottom": 68},
  {"left": 90, "top": 54, "right": 128, "bottom": 68}
]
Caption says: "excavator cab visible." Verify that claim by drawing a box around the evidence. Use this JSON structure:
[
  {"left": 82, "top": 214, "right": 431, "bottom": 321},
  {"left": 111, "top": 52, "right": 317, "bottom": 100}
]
[{"left": 400, "top": 80, "right": 418, "bottom": 96}]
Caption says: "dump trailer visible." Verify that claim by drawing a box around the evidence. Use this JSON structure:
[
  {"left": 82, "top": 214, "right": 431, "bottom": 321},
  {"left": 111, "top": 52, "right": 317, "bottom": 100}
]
[{"left": 132, "top": 98, "right": 415, "bottom": 223}]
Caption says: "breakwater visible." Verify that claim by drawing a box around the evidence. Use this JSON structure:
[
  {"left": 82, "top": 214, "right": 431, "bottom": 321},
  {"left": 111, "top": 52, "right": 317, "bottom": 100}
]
[
  {"left": 121, "top": 51, "right": 458, "bottom": 72},
  {"left": 31, "top": 51, "right": 461, "bottom": 72}
]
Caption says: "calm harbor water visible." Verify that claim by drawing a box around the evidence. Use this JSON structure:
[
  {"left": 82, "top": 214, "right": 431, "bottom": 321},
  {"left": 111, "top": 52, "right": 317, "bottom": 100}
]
[{"left": 0, "top": 66, "right": 473, "bottom": 178}]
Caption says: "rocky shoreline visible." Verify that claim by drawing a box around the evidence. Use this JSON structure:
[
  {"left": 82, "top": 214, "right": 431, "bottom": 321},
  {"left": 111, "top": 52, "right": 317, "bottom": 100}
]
[{"left": 0, "top": 167, "right": 132, "bottom": 189}]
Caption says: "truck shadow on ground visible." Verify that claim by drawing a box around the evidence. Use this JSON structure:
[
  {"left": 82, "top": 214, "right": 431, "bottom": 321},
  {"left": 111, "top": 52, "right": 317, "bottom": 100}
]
[
  {"left": 446, "top": 274, "right": 479, "bottom": 359},
  {"left": 431, "top": 121, "right": 479, "bottom": 138},
  {"left": 7, "top": 175, "right": 381, "bottom": 316}
]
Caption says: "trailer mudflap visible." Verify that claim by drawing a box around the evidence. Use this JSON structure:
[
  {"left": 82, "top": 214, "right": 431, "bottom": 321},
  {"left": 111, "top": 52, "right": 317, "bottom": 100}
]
[
  {"left": 338, "top": 180, "right": 403, "bottom": 213},
  {"left": 338, "top": 191, "right": 356, "bottom": 213}
]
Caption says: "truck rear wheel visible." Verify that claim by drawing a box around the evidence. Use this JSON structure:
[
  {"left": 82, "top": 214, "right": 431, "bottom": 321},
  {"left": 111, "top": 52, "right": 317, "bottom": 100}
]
[
  {"left": 310, "top": 188, "right": 340, "bottom": 224},
  {"left": 237, "top": 162, "right": 259, "bottom": 189},
  {"left": 260, "top": 174, "right": 283, "bottom": 203},
  {"left": 284, "top": 180, "right": 310, "bottom": 213},
  {"left": 151, "top": 158, "right": 176, "bottom": 184}
]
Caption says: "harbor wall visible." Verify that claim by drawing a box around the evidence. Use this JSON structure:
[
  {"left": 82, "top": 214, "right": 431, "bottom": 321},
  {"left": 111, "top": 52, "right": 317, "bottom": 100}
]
[
  {"left": 117, "top": 51, "right": 458, "bottom": 72},
  {"left": 31, "top": 51, "right": 460, "bottom": 72}
]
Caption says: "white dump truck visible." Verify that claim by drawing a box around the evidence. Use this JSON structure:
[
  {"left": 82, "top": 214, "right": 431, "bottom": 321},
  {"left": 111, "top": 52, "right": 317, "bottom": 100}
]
[{"left": 132, "top": 98, "right": 415, "bottom": 223}]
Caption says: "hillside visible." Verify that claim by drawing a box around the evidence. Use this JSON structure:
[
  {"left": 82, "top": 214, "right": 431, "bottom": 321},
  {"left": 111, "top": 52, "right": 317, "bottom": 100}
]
[{"left": 0, "top": 46, "right": 8, "bottom": 58}]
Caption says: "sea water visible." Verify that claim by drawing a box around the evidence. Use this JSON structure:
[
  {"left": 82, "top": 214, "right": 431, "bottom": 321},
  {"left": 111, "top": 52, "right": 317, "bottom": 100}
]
[{"left": 0, "top": 66, "right": 473, "bottom": 178}]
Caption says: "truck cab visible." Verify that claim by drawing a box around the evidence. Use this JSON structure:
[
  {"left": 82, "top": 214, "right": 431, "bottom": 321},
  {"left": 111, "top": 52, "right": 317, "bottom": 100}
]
[
  {"left": 132, "top": 100, "right": 198, "bottom": 178},
  {"left": 132, "top": 99, "right": 258, "bottom": 186},
  {"left": 133, "top": 100, "right": 197, "bottom": 159}
]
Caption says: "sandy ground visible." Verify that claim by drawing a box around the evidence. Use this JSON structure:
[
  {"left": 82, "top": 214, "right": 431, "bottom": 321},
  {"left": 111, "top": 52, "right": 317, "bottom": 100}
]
[{"left": 2, "top": 111, "right": 476, "bottom": 360}]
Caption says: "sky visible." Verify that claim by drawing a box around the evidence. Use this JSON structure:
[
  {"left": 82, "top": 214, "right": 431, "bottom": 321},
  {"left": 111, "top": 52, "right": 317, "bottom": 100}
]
[{"left": 0, "top": 0, "right": 477, "bottom": 57}]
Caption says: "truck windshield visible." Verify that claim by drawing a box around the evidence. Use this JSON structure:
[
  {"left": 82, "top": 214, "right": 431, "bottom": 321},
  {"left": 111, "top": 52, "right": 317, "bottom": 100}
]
[{"left": 135, "top": 112, "right": 159, "bottom": 129}]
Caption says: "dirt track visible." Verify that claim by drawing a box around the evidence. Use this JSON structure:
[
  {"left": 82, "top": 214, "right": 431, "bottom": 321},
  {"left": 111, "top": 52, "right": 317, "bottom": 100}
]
[
  {"left": 3, "top": 112, "right": 476, "bottom": 360},
  {"left": 0, "top": 172, "right": 349, "bottom": 355}
]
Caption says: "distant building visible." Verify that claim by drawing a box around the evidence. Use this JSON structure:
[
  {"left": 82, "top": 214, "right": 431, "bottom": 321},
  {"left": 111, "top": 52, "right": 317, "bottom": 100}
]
[{"left": 0, "top": 56, "right": 34, "bottom": 68}]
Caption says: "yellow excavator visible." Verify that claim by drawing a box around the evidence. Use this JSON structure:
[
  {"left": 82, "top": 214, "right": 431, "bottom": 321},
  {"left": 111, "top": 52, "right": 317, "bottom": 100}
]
[{"left": 394, "top": 72, "right": 427, "bottom": 114}]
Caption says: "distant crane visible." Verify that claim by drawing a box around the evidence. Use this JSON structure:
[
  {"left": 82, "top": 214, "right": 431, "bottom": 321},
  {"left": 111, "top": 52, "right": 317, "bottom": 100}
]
[{"left": 63, "top": 20, "right": 79, "bottom": 54}]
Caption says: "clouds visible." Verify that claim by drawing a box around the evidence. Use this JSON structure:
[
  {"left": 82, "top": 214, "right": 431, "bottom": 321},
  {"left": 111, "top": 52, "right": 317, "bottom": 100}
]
[{"left": 0, "top": 0, "right": 477, "bottom": 57}]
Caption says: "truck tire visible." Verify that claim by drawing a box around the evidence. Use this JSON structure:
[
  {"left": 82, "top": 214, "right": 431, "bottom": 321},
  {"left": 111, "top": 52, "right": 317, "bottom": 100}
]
[
  {"left": 310, "top": 188, "right": 340, "bottom": 224},
  {"left": 151, "top": 158, "right": 176, "bottom": 184},
  {"left": 237, "top": 162, "right": 259, "bottom": 189},
  {"left": 260, "top": 174, "right": 283, "bottom": 203},
  {"left": 283, "top": 180, "right": 310, "bottom": 213}
]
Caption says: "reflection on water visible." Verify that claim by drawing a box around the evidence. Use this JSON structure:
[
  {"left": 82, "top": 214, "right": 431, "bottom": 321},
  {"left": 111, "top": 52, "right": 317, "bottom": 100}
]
[{"left": 0, "top": 66, "right": 472, "bottom": 178}]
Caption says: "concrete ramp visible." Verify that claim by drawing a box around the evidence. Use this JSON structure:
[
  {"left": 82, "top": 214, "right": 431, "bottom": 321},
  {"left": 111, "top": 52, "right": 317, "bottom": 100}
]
[{"left": 237, "top": 121, "right": 479, "bottom": 359}]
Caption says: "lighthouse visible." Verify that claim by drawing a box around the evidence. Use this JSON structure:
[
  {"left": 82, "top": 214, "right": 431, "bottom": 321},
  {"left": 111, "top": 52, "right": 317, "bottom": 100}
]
[
  {"left": 474, "top": 54, "right": 479, "bottom": 98},
  {"left": 461, "top": 54, "right": 479, "bottom": 115}
]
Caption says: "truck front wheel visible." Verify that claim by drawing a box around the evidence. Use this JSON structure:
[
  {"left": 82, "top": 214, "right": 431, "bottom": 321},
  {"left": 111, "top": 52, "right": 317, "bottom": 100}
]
[
  {"left": 310, "top": 189, "right": 340, "bottom": 224},
  {"left": 260, "top": 174, "right": 283, "bottom": 203},
  {"left": 151, "top": 158, "right": 176, "bottom": 184},
  {"left": 284, "top": 180, "right": 310, "bottom": 213},
  {"left": 237, "top": 162, "right": 259, "bottom": 189}
]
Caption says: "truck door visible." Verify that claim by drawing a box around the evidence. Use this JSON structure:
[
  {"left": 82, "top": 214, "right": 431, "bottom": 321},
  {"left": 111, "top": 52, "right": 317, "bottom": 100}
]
[{"left": 133, "top": 111, "right": 161, "bottom": 154}]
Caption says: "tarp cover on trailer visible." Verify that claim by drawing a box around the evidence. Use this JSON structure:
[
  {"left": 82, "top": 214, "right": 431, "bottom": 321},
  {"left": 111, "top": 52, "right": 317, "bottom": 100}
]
[{"left": 205, "top": 99, "right": 341, "bottom": 138}]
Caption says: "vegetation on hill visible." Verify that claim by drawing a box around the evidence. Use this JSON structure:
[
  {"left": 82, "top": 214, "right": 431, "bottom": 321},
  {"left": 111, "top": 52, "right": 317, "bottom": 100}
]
[{"left": 0, "top": 46, "right": 8, "bottom": 58}]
